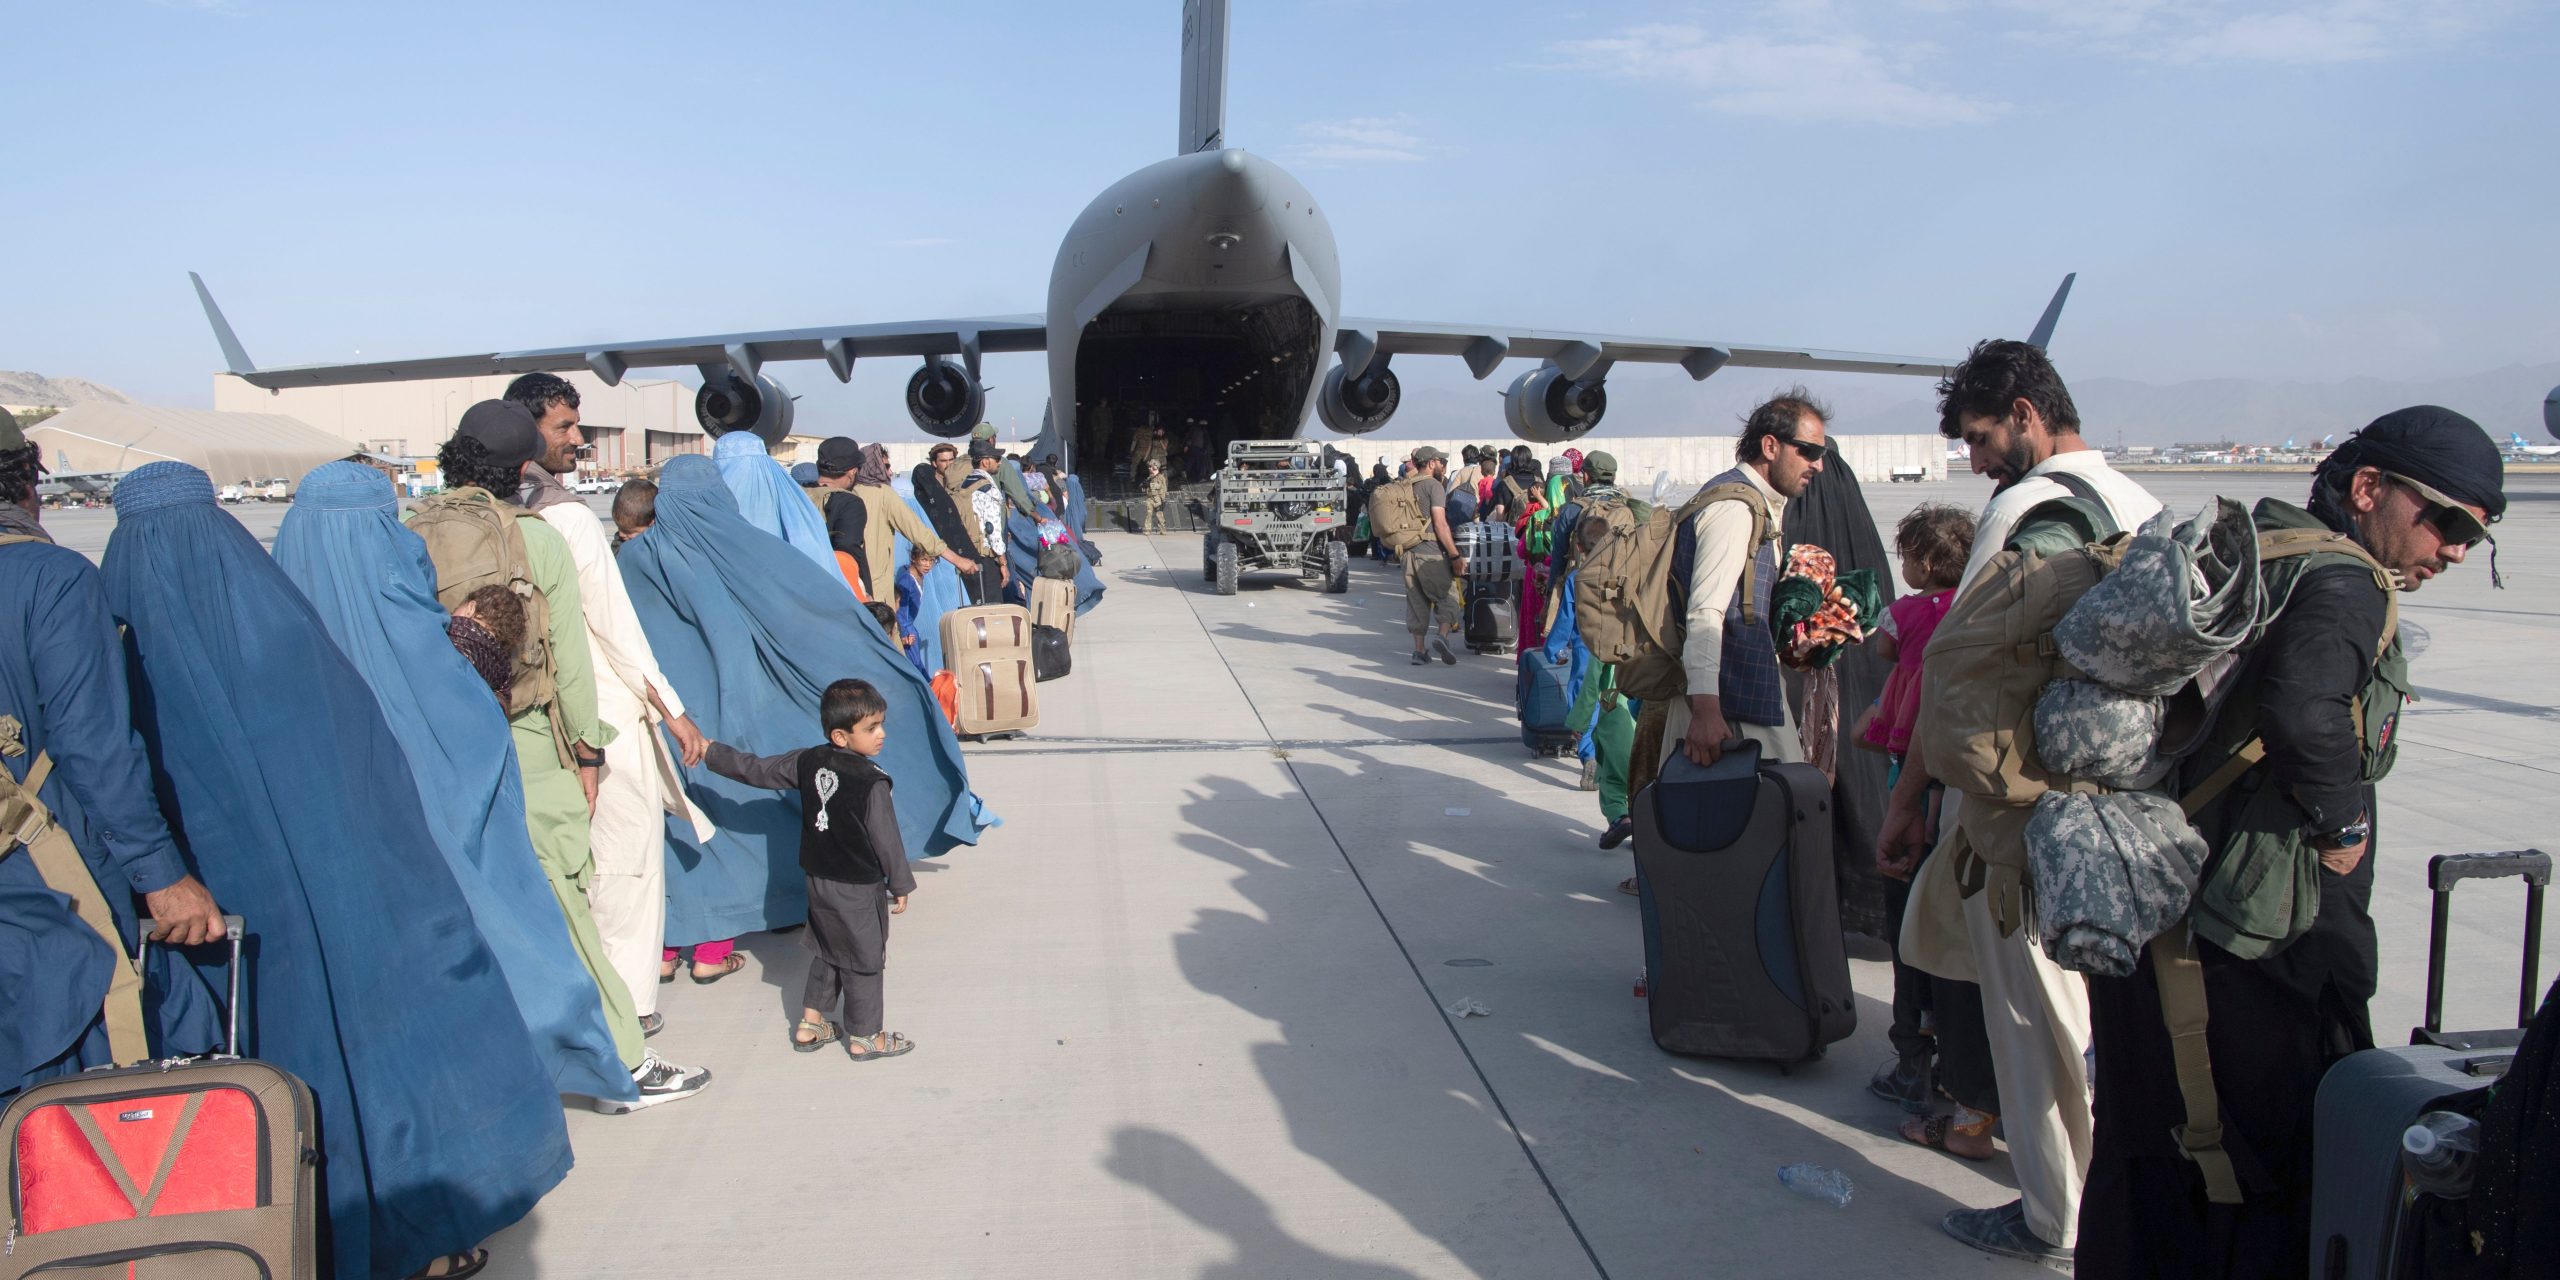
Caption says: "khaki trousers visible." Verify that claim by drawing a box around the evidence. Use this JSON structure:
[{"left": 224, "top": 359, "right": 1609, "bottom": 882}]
[
  {"left": 1402, "top": 549, "right": 1463, "bottom": 637},
  {"left": 587, "top": 713, "right": 670, "bottom": 1020}
]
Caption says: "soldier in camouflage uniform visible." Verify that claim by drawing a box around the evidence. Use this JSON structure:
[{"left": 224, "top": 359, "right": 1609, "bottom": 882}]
[{"left": 1142, "top": 459, "right": 1168, "bottom": 535}]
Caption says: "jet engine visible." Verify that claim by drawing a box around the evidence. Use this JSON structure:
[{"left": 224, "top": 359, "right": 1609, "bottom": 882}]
[
  {"left": 1502, "top": 365, "right": 1607, "bottom": 445},
  {"left": 2545, "top": 383, "right": 2559, "bottom": 441},
  {"left": 905, "top": 359, "right": 986, "bottom": 438},
  {"left": 695, "top": 371, "right": 795, "bottom": 446},
  {"left": 1316, "top": 361, "right": 1400, "bottom": 435}
]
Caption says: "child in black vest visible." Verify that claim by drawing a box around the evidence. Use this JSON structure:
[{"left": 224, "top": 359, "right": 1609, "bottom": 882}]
[{"left": 704, "top": 679, "right": 918, "bottom": 1061}]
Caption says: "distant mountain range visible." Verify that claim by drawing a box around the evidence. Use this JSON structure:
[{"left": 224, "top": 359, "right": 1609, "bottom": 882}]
[
  {"left": 0, "top": 371, "right": 133, "bottom": 408},
  {"left": 1364, "top": 361, "right": 2560, "bottom": 448}
]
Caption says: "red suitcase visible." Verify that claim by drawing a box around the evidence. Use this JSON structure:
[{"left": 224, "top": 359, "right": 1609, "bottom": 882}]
[{"left": 3, "top": 915, "right": 317, "bottom": 1280}]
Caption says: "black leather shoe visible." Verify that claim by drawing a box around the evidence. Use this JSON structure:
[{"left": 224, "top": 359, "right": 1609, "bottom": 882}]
[{"left": 1597, "top": 815, "right": 1635, "bottom": 850}]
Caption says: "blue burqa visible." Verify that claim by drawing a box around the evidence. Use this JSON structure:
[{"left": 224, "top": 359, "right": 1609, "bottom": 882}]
[
  {"left": 1005, "top": 502, "right": 1105, "bottom": 616},
  {"left": 713, "top": 430, "right": 838, "bottom": 582},
  {"left": 885, "top": 475, "right": 967, "bottom": 673},
  {"left": 273, "top": 461, "right": 632, "bottom": 1101},
  {"left": 619, "top": 455, "right": 987, "bottom": 946},
  {"left": 101, "top": 463, "right": 570, "bottom": 1280}
]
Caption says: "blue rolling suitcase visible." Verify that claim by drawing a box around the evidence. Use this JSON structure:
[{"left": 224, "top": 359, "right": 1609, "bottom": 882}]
[
  {"left": 1517, "top": 649, "right": 1574, "bottom": 756},
  {"left": 2310, "top": 849, "right": 2548, "bottom": 1279}
]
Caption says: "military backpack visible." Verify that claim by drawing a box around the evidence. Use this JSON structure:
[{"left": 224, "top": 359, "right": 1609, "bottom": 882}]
[
  {"left": 407, "top": 489, "right": 572, "bottom": 765},
  {"left": 1365, "top": 476, "right": 1430, "bottom": 554},
  {"left": 1570, "top": 481, "right": 1771, "bottom": 703}
]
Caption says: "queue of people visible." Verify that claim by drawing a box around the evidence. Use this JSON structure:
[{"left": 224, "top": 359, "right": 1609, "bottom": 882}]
[
  {"left": 1402, "top": 339, "right": 2507, "bottom": 1277},
  {"left": 0, "top": 380, "right": 1003, "bottom": 1278}
]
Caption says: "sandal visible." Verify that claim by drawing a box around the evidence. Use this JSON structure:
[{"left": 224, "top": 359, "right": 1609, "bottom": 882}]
[
  {"left": 1897, "top": 1108, "right": 1997, "bottom": 1162},
  {"left": 844, "top": 1031, "right": 915, "bottom": 1062},
  {"left": 790, "top": 1018, "right": 840, "bottom": 1053},
  {"left": 1617, "top": 876, "right": 1640, "bottom": 897},
  {"left": 689, "top": 954, "right": 747, "bottom": 985},
  {"left": 658, "top": 958, "right": 678, "bottom": 985},
  {"left": 405, "top": 1250, "right": 489, "bottom": 1280}
]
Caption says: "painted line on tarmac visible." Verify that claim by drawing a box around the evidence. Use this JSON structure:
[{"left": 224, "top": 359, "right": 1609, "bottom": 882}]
[{"left": 974, "top": 733, "right": 1518, "bottom": 756}]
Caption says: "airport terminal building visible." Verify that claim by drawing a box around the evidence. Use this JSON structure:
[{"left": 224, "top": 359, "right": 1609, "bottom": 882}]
[{"left": 211, "top": 370, "right": 710, "bottom": 471}]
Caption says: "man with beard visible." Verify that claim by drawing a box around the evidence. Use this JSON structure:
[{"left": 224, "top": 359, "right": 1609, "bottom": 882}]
[{"left": 1878, "top": 339, "right": 2160, "bottom": 1269}]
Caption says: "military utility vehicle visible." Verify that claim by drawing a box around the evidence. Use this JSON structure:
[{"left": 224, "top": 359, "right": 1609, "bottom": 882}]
[{"left": 1202, "top": 441, "right": 1351, "bottom": 596}]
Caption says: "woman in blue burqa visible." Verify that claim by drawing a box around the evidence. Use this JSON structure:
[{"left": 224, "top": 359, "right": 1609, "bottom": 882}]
[
  {"left": 273, "top": 460, "right": 633, "bottom": 1103},
  {"left": 618, "top": 453, "right": 988, "bottom": 949},
  {"left": 713, "top": 428, "right": 836, "bottom": 580},
  {"left": 101, "top": 463, "right": 569, "bottom": 1280}
]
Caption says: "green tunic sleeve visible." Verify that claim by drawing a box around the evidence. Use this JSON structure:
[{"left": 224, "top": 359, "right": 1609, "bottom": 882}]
[{"left": 517, "top": 517, "right": 616, "bottom": 751}]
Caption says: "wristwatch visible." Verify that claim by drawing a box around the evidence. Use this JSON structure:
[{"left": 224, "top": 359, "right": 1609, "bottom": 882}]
[
  {"left": 2315, "top": 818, "right": 2371, "bottom": 848},
  {"left": 573, "top": 748, "right": 606, "bottom": 769}
]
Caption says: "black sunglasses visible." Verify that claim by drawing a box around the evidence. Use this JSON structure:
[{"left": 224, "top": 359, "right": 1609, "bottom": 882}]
[
  {"left": 1773, "top": 434, "right": 1827, "bottom": 463},
  {"left": 2385, "top": 474, "right": 2489, "bottom": 549}
]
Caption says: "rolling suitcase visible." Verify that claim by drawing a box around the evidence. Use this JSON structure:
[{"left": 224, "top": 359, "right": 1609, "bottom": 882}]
[
  {"left": 1029, "top": 575, "right": 1076, "bottom": 639},
  {"left": 939, "top": 605, "right": 1039, "bottom": 738},
  {"left": 1630, "top": 742, "right": 1855, "bottom": 1062},
  {"left": 2310, "top": 849, "right": 2548, "bottom": 1280},
  {"left": 2, "top": 915, "right": 319, "bottom": 1280},
  {"left": 1516, "top": 647, "right": 1574, "bottom": 755},
  {"left": 1030, "top": 623, "right": 1071, "bottom": 682},
  {"left": 1465, "top": 596, "right": 1516, "bottom": 655}
]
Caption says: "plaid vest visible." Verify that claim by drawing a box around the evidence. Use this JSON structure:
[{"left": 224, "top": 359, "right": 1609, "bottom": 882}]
[{"left": 1703, "top": 468, "right": 1786, "bottom": 726}]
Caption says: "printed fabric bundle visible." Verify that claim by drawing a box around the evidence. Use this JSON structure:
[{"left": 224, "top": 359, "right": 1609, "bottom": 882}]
[
  {"left": 2026, "top": 789, "right": 2212, "bottom": 977},
  {"left": 2051, "top": 498, "right": 2263, "bottom": 696},
  {"left": 1769, "top": 545, "right": 1884, "bottom": 671}
]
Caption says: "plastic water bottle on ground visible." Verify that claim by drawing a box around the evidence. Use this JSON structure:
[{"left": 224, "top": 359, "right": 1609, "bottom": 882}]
[
  {"left": 1776, "top": 1163, "right": 1853, "bottom": 1208},
  {"left": 2401, "top": 1111, "right": 2479, "bottom": 1199}
]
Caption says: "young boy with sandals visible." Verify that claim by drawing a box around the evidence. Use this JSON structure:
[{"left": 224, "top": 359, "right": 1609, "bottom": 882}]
[{"left": 704, "top": 679, "right": 918, "bottom": 1062}]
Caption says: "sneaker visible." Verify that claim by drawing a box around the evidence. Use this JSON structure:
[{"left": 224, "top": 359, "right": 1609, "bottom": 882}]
[
  {"left": 593, "top": 1050, "right": 711, "bottom": 1114},
  {"left": 1410, "top": 650, "right": 1429, "bottom": 666},
  {"left": 1942, "top": 1201, "right": 2073, "bottom": 1272},
  {"left": 1867, "top": 1054, "right": 1933, "bottom": 1113},
  {"left": 1429, "top": 634, "right": 1457, "bottom": 665},
  {"left": 1597, "top": 815, "right": 1635, "bottom": 850},
  {"left": 638, "top": 1012, "right": 663, "bottom": 1039}
]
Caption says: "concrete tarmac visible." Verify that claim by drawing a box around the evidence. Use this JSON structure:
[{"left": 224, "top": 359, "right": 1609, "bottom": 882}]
[{"left": 31, "top": 468, "right": 2556, "bottom": 1279}]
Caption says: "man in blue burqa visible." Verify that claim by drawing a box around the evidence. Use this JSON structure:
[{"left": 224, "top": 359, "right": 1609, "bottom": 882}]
[
  {"left": 101, "top": 462, "right": 570, "bottom": 1280},
  {"left": 274, "top": 459, "right": 634, "bottom": 1104},
  {"left": 618, "top": 453, "right": 988, "bottom": 950},
  {"left": 0, "top": 411, "right": 225, "bottom": 1096}
]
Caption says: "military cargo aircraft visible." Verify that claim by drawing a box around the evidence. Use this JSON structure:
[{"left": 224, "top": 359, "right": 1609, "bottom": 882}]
[{"left": 191, "top": 0, "right": 2070, "bottom": 480}]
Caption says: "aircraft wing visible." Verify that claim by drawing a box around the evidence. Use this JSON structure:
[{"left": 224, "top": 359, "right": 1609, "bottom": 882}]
[
  {"left": 1333, "top": 320, "right": 1957, "bottom": 382},
  {"left": 195, "top": 275, "right": 1044, "bottom": 390},
  {"left": 1334, "top": 274, "right": 2075, "bottom": 383}
]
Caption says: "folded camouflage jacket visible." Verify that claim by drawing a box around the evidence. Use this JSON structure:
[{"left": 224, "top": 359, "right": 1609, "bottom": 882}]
[
  {"left": 2053, "top": 499, "right": 2263, "bottom": 697},
  {"left": 2025, "top": 788, "right": 2211, "bottom": 977}
]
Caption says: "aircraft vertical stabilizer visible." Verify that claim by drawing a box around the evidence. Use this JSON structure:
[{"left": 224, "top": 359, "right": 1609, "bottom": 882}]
[{"left": 1180, "top": 0, "right": 1229, "bottom": 154}]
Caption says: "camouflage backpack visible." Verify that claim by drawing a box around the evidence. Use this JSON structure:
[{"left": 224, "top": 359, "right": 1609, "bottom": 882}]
[
  {"left": 407, "top": 489, "right": 572, "bottom": 765},
  {"left": 1570, "top": 481, "right": 1770, "bottom": 703}
]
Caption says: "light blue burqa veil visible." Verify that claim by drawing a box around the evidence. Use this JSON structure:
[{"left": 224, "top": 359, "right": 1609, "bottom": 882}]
[
  {"left": 619, "top": 454, "right": 988, "bottom": 945},
  {"left": 887, "top": 473, "right": 967, "bottom": 673},
  {"left": 713, "top": 429, "right": 838, "bottom": 581},
  {"left": 272, "top": 461, "right": 632, "bottom": 1101}
]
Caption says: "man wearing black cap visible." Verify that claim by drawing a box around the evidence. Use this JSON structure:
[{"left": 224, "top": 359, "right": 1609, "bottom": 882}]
[{"left": 2075, "top": 406, "right": 2504, "bottom": 1277}]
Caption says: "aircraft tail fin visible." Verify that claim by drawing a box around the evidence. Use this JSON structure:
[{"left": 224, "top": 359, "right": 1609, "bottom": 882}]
[
  {"left": 190, "top": 272, "right": 257, "bottom": 375},
  {"left": 1179, "top": 0, "right": 1229, "bottom": 154},
  {"left": 2026, "top": 272, "right": 2075, "bottom": 350}
]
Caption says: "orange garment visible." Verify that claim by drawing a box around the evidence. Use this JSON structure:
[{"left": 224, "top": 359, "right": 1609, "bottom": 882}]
[{"left": 834, "top": 551, "right": 872, "bottom": 603}]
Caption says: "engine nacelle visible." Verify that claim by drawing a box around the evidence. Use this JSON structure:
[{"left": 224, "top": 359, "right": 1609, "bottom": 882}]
[
  {"left": 2545, "top": 383, "right": 2559, "bottom": 441},
  {"left": 905, "top": 359, "right": 986, "bottom": 438},
  {"left": 695, "top": 371, "right": 795, "bottom": 446},
  {"left": 1503, "top": 366, "right": 1607, "bottom": 445},
  {"left": 1316, "top": 362, "right": 1400, "bottom": 435}
]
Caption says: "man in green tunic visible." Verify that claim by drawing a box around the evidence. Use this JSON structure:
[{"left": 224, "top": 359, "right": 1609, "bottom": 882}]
[{"left": 420, "top": 401, "right": 711, "bottom": 1113}]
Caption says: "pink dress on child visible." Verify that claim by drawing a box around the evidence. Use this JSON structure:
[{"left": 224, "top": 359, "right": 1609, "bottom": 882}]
[{"left": 1863, "top": 589, "right": 1955, "bottom": 754}]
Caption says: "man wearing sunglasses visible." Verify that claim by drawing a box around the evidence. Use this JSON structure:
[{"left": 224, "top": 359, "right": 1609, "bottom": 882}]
[
  {"left": 2075, "top": 406, "right": 2505, "bottom": 1278},
  {"left": 1666, "top": 388, "right": 1834, "bottom": 772}
]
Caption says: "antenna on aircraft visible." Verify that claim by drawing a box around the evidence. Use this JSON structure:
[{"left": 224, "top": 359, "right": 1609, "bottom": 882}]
[{"left": 1180, "top": 0, "right": 1230, "bottom": 154}]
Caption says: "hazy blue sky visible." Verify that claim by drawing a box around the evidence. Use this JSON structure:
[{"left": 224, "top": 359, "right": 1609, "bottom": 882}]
[{"left": 8, "top": 0, "right": 2554, "bottom": 437}]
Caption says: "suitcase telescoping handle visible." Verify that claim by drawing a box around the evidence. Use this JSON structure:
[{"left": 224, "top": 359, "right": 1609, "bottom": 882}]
[
  {"left": 134, "top": 913, "right": 247, "bottom": 1061},
  {"left": 2417, "top": 850, "right": 2549, "bottom": 1048}
]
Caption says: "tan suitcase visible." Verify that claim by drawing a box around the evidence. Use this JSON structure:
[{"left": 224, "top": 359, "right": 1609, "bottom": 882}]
[
  {"left": 939, "top": 606, "right": 1039, "bottom": 737},
  {"left": 1029, "top": 577, "right": 1076, "bottom": 638}
]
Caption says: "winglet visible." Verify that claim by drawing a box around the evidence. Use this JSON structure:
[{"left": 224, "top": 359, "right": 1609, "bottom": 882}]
[
  {"left": 2027, "top": 273, "right": 2075, "bottom": 351},
  {"left": 190, "top": 272, "right": 257, "bottom": 375}
]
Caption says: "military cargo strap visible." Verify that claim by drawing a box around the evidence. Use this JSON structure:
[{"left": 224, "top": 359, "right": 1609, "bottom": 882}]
[{"left": 0, "top": 743, "right": 152, "bottom": 1067}]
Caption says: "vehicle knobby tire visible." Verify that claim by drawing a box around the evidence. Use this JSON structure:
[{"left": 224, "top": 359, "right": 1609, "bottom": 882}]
[
  {"left": 1324, "top": 541, "right": 1350, "bottom": 594},
  {"left": 1214, "top": 540, "right": 1240, "bottom": 596}
]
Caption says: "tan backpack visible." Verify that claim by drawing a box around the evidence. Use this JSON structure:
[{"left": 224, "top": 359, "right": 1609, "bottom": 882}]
[
  {"left": 1366, "top": 476, "right": 1429, "bottom": 553},
  {"left": 408, "top": 489, "right": 573, "bottom": 766},
  {"left": 1571, "top": 481, "right": 1771, "bottom": 702}
]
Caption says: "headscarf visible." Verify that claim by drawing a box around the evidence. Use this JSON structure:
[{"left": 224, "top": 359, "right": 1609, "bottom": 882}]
[
  {"left": 618, "top": 454, "right": 988, "bottom": 944},
  {"left": 857, "top": 442, "right": 895, "bottom": 488},
  {"left": 1563, "top": 447, "right": 1585, "bottom": 476},
  {"left": 712, "top": 430, "right": 838, "bottom": 581},
  {"left": 274, "top": 460, "right": 632, "bottom": 1100},
  {"left": 104, "top": 462, "right": 569, "bottom": 1280}
]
